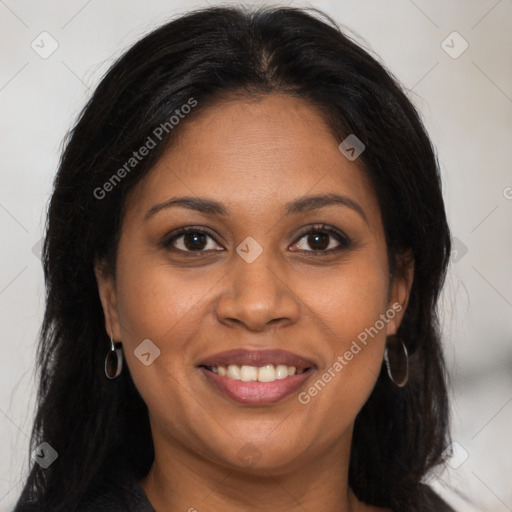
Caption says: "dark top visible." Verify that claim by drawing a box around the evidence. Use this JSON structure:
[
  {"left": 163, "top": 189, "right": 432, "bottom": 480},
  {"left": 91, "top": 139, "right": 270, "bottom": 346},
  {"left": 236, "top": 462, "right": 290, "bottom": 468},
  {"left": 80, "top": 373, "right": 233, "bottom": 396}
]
[
  {"left": 64, "top": 474, "right": 456, "bottom": 512},
  {"left": 75, "top": 474, "right": 155, "bottom": 512}
]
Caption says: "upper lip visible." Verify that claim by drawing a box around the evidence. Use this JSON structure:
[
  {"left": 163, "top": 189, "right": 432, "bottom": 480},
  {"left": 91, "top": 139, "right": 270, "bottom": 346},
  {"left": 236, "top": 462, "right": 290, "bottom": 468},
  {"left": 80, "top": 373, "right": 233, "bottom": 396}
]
[{"left": 198, "top": 348, "right": 316, "bottom": 371}]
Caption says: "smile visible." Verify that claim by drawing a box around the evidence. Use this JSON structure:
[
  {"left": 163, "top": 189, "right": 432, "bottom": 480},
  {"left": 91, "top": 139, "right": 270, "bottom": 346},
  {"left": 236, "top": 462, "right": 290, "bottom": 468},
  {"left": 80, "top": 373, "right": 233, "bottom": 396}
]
[{"left": 198, "top": 349, "right": 316, "bottom": 405}]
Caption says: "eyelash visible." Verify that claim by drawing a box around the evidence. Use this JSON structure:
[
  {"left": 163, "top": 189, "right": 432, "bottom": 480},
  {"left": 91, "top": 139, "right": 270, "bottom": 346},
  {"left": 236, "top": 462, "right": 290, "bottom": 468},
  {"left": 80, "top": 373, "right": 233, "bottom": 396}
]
[{"left": 162, "top": 224, "right": 351, "bottom": 256}]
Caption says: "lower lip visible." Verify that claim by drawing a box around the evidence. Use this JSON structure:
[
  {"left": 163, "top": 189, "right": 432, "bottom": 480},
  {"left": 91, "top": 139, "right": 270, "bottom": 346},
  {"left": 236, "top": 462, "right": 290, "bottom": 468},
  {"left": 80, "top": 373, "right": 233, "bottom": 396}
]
[{"left": 199, "top": 367, "right": 313, "bottom": 405}]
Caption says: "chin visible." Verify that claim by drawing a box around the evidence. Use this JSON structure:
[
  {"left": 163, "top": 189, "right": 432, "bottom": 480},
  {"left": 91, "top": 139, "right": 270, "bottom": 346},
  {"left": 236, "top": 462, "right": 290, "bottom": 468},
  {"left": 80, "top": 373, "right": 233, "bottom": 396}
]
[{"left": 207, "top": 434, "right": 310, "bottom": 474}]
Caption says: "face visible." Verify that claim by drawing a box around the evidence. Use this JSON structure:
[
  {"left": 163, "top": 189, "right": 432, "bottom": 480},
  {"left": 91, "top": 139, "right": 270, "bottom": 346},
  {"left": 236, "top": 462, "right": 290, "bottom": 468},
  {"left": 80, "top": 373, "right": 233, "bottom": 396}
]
[{"left": 96, "top": 93, "right": 413, "bottom": 475}]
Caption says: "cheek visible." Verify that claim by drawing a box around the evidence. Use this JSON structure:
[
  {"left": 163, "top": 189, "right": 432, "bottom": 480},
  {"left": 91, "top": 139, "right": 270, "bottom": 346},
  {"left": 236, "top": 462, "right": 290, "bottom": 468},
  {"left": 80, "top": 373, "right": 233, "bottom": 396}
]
[
  {"left": 303, "top": 255, "right": 390, "bottom": 343},
  {"left": 112, "top": 247, "right": 211, "bottom": 385},
  {"left": 112, "top": 260, "right": 211, "bottom": 429},
  {"left": 114, "top": 245, "right": 211, "bottom": 343},
  {"left": 295, "top": 256, "right": 390, "bottom": 413}
]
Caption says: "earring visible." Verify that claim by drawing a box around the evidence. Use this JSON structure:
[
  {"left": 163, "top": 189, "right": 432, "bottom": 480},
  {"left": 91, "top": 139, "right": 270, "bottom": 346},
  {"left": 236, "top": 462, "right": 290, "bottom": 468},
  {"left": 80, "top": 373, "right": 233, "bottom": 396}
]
[
  {"left": 383, "top": 334, "right": 408, "bottom": 387},
  {"left": 104, "top": 338, "right": 123, "bottom": 379}
]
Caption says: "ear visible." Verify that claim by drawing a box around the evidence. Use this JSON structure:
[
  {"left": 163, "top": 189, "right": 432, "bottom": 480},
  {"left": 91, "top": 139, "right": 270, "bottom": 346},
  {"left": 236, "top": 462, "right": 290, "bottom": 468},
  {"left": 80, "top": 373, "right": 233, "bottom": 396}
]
[
  {"left": 385, "top": 249, "right": 414, "bottom": 336},
  {"left": 94, "top": 258, "right": 122, "bottom": 341}
]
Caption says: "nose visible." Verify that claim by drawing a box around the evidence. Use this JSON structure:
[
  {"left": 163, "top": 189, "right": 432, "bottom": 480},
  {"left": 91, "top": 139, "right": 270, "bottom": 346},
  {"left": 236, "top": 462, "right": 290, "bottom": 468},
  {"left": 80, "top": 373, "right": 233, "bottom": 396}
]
[{"left": 214, "top": 248, "right": 301, "bottom": 333}]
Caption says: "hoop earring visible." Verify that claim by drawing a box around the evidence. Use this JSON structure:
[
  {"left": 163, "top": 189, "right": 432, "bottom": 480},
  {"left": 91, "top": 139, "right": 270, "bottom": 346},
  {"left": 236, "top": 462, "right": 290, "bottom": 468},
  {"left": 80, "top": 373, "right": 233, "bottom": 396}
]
[
  {"left": 384, "top": 335, "right": 408, "bottom": 387},
  {"left": 105, "top": 338, "right": 123, "bottom": 379}
]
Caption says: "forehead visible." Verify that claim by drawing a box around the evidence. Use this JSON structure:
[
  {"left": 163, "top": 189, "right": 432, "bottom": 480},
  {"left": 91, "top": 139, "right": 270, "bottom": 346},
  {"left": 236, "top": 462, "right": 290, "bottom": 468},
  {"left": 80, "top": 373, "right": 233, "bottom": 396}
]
[{"left": 124, "top": 93, "right": 380, "bottom": 225}]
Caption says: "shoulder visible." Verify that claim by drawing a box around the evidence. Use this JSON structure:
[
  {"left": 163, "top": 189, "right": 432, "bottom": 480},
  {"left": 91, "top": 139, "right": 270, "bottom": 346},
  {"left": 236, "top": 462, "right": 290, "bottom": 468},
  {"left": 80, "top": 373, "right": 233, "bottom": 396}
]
[
  {"left": 399, "top": 483, "right": 456, "bottom": 512},
  {"left": 75, "top": 473, "right": 155, "bottom": 512},
  {"left": 361, "top": 484, "right": 456, "bottom": 512}
]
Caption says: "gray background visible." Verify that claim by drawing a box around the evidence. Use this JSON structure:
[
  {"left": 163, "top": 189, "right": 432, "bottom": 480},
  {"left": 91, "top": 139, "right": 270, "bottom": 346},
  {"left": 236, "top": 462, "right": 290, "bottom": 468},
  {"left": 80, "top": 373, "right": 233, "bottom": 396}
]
[{"left": 1, "top": 0, "right": 511, "bottom": 510}]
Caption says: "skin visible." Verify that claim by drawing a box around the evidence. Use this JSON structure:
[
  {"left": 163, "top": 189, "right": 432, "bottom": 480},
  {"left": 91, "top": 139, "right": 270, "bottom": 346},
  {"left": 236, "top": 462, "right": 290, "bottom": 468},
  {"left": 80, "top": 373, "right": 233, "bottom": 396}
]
[{"left": 95, "top": 93, "right": 414, "bottom": 512}]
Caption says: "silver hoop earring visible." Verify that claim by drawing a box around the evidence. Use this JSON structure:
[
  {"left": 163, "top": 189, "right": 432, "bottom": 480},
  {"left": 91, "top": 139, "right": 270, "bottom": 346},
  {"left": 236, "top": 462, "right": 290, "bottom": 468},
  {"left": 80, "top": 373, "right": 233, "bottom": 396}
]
[
  {"left": 384, "top": 335, "right": 408, "bottom": 387},
  {"left": 105, "top": 339, "right": 123, "bottom": 379}
]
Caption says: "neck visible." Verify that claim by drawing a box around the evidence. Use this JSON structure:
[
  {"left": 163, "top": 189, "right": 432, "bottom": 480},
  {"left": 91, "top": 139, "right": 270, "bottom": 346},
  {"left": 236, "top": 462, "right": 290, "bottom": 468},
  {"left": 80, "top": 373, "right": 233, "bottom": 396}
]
[{"left": 139, "top": 429, "right": 367, "bottom": 512}]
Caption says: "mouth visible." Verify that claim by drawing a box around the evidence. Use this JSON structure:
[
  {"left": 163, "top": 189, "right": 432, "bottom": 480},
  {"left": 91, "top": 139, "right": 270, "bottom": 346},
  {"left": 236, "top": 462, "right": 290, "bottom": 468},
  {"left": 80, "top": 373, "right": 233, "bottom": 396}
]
[{"left": 198, "top": 349, "right": 316, "bottom": 405}]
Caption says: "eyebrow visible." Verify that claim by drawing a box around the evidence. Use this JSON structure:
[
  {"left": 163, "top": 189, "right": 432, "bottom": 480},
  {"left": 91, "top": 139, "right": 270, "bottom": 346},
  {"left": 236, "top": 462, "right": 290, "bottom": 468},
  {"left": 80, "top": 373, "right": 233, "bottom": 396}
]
[{"left": 144, "top": 193, "right": 368, "bottom": 224}]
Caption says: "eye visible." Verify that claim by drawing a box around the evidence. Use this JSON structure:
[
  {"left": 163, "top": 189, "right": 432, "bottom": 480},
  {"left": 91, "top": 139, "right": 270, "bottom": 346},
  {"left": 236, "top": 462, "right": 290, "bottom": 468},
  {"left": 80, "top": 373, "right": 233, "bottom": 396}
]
[
  {"left": 290, "top": 224, "right": 351, "bottom": 254},
  {"left": 162, "top": 224, "right": 351, "bottom": 255},
  {"left": 163, "top": 227, "right": 224, "bottom": 253}
]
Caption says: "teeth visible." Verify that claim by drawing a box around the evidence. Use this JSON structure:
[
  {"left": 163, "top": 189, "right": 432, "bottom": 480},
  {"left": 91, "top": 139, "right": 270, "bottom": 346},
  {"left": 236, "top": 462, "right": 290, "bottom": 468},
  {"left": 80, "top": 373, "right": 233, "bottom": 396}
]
[
  {"left": 240, "top": 365, "right": 258, "bottom": 382},
  {"left": 275, "top": 364, "right": 289, "bottom": 379},
  {"left": 209, "top": 364, "right": 304, "bottom": 382},
  {"left": 258, "top": 364, "right": 276, "bottom": 382},
  {"left": 227, "top": 364, "right": 241, "bottom": 380}
]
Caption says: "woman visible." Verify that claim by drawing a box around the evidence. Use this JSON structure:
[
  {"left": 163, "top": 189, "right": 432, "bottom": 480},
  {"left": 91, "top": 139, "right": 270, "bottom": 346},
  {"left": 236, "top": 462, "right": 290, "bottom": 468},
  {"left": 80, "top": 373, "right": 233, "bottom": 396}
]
[{"left": 14, "top": 5, "right": 455, "bottom": 511}]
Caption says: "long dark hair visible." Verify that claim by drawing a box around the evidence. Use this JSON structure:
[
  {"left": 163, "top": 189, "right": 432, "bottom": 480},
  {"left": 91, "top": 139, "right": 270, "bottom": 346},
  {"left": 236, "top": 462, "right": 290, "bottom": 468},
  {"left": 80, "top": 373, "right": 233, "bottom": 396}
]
[{"left": 14, "top": 5, "right": 453, "bottom": 511}]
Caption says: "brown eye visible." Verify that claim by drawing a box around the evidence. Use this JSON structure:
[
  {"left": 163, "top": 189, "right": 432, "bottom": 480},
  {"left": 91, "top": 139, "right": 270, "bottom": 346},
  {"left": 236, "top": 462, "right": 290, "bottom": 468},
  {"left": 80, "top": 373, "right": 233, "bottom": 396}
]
[
  {"left": 291, "top": 224, "right": 351, "bottom": 254},
  {"left": 305, "top": 232, "right": 330, "bottom": 251},
  {"left": 182, "top": 232, "right": 208, "bottom": 251},
  {"left": 164, "top": 228, "right": 224, "bottom": 253}
]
